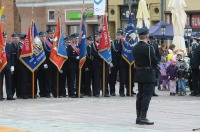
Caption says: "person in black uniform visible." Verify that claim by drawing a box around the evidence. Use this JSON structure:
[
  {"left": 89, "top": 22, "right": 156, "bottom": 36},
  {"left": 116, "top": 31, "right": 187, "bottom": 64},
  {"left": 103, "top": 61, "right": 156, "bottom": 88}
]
[
  {"left": 133, "top": 27, "right": 158, "bottom": 125},
  {"left": 37, "top": 31, "right": 49, "bottom": 97},
  {"left": 67, "top": 33, "right": 83, "bottom": 98},
  {"left": 58, "top": 36, "right": 71, "bottom": 97},
  {"left": 189, "top": 34, "right": 200, "bottom": 96},
  {"left": 43, "top": 28, "right": 57, "bottom": 97},
  {"left": 10, "top": 32, "right": 25, "bottom": 98},
  {"left": 91, "top": 31, "right": 110, "bottom": 97},
  {"left": 0, "top": 32, "right": 15, "bottom": 100},
  {"left": 109, "top": 31, "right": 122, "bottom": 96},
  {"left": 149, "top": 36, "right": 160, "bottom": 96},
  {"left": 83, "top": 35, "right": 95, "bottom": 97}
]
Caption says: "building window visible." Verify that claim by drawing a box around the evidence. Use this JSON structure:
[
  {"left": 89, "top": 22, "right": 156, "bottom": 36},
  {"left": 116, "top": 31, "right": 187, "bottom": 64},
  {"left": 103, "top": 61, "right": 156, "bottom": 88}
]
[
  {"left": 48, "top": 10, "right": 55, "bottom": 22},
  {"left": 68, "top": 25, "right": 80, "bottom": 35}
]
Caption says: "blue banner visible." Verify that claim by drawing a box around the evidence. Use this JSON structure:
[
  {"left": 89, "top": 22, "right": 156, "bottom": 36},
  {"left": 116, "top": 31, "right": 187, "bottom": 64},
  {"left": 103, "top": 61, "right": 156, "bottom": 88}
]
[
  {"left": 79, "top": 17, "right": 87, "bottom": 69},
  {"left": 20, "top": 22, "right": 46, "bottom": 72},
  {"left": 57, "top": 34, "right": 68, "bottom": 58},
  {"left": 122, "top": 14, "right": 138, "bottom": 65}
]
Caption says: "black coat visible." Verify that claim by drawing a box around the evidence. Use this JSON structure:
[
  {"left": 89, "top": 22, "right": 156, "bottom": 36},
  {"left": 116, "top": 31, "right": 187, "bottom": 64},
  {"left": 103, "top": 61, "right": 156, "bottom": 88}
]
[
  {"left": 84, "top": 45, "right": 93, "bottom": 70},
  {"left": 150, "top": 41, "right": 161, "bottom": 61},
  {"left": 10, "top": 41, "right": 23, "bottom": 69},
  {"left": 133, "top": 41, "right": 158, "bottom": 83},
  {"left": 177, "top": 66, "right": 187, "bottom": 79},
  {"left": 43, "top": 38, "right": 53, "bottom": 67},
  {"left": 5, "top": 43, "right": 12, "bottom": 70},
  {"left": 189, "top": 44, "right": 200, "bottom": 69},
  {"left": 67, "top": 44, "right": 79, "bottom": 69},
  {"left": 91, "top": 43, "right": 103, "bottom": 67},
  {"left": 111, "top": 40, "right": 122, "bottom": 67}
]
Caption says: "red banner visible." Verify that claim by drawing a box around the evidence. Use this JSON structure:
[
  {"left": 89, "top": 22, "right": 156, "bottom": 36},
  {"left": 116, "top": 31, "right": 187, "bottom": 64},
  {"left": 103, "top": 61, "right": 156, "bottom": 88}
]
[
  {"left": 50, "top": 16, "right": 67, "bottom": 70},
  {"left": 98, "top": 14, "right": 110, "bottom": 51},
  {"left": 0, "top": 21, "right": 7, "bottom": 72},
  {"left": 20, "top": 26, "right": 32, "bottom": 58}
]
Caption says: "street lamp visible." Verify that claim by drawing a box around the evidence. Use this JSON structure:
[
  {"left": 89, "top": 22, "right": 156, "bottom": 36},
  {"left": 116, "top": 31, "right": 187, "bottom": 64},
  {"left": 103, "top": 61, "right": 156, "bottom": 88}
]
[
  {"left": 161, "top": 25, "right": 166, "bottom": 37},
  {"left": 184, "top": 25, "right": 192, "bottom": 53}
]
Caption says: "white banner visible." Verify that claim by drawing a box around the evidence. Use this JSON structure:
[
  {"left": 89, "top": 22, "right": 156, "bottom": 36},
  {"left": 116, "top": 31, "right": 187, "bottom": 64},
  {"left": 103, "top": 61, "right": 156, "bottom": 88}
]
[{"left": 94, "top": 0, "right": 106, "bottom": 15}]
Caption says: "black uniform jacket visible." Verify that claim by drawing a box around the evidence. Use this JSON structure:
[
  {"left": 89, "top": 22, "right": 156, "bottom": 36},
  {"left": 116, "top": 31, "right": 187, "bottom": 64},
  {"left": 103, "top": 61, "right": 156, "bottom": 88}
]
[{"left": 133, "top": 41, "right": 158, "bottom": 83}]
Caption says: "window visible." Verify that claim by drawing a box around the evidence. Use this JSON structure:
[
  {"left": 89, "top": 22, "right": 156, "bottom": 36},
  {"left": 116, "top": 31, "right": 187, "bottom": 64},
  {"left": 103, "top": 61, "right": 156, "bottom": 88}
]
[
  {"left": 68, "top": 25, "right": 80, "bottom": 35},
  {"left": 48, "top": 10, "right": 55, "bottom": 22}
]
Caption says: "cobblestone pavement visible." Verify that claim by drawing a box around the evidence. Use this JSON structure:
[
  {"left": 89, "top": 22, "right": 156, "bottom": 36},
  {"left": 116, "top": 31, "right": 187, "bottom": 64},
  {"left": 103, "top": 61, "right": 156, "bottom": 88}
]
[{"left": 0, "top": 83, "right": 200, "bottom": 132}]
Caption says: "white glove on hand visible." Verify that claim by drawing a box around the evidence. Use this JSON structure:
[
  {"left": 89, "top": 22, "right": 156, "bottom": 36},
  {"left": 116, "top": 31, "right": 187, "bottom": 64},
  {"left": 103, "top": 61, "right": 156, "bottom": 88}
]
[
  {"left": 109, "top": 63, "right": 114, "bottom": 67},
  {"left": 59, "top": 70, "right": 63, "bottom": 74},
  {"left": 76, "top": 56, "right": 80, "bottom": 60},
  {"left": 10, "top": 66, "right": 15, "bottom": 72},
  {"left": 44, "top": 64, "right": 48, "bottom": 69}
]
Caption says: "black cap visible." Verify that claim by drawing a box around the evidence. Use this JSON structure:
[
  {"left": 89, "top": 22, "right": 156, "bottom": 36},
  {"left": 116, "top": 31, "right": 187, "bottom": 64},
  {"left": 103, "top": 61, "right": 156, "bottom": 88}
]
[
  {"left": 116, "top": 31, "right": 123, "bottom": 35},
  {"left": 39, "top": 31, "right": 46, "bottom": 36},
  {"left": 95, "top": 31, "right": 101, "bottom": 36},
  {"left": 2, "top": 32, "right": 7, "bottom": 38},
  {"left": 46, "top": 28, "right": 55, "bottom": 33},
  {"left": 137, "top": 27, "right": 149, "bottom": 36},
  {"left": 64, "top": 36, "right": 71, "bottom": 42},
  {"left": 86, "top": 35, "right": 94, "bottom": 41},
  {"left": 11, "top": 32, "right": 20, "bottom": 37},
  {"left": 178, "top": 58, "right": 184, "bottom": 62},
  {"left": 20, "top": 34, "right": 27, "bottom": 40},
  {"left": 71, "top": 33, "right": 79, "bottom": 38}
]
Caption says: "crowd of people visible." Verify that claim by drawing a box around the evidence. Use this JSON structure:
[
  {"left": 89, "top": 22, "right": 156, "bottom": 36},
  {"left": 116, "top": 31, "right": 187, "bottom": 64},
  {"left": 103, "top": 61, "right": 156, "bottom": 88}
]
[{"left": 0, "top": 27, "right": 200, "bottom": 101}]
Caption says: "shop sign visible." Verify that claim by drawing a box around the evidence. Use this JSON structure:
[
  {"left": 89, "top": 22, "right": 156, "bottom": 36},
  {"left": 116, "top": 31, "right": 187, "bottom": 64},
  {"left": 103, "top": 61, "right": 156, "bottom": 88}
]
[{"left": 68, "top": 12, "right": 93, "bottom": 19}]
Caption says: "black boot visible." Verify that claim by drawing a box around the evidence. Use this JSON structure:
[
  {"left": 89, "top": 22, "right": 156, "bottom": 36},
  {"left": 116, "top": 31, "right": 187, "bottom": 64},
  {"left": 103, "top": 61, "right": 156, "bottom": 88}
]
[
  {"left": 136, "top": 110, "right": 141, "bottom": 124},
  {"left": 139, "top": 112, "right": 154, "bottom": 125}
]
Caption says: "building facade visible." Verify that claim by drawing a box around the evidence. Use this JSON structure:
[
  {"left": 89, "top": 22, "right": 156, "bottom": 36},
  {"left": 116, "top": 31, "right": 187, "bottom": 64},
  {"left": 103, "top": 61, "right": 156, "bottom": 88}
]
[
  {"left": 0, "top": 0, "right": 21, "bottom": 40},
  {"left": 16, "top": 0, "right": 101, "bottom": 37}
]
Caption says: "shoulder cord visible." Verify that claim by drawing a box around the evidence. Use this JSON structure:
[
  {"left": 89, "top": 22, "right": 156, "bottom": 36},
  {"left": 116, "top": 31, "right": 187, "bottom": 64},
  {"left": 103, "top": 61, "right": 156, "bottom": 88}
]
[
  {"left": 43, "top": 41, "right": 51, "bottom": 52},
  {"left": 112, "top": 40, "right": 119, "bottom": 52},
  {"left": 149, "top": 45, "right": 152, "bottom": 66}
]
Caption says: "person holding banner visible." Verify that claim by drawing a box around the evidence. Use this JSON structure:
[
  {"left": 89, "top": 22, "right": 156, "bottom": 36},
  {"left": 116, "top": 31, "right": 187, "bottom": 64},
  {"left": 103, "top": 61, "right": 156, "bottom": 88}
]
[
  {"left": 43, "top": 28, "right": 57, "bottom": 98},
  {"left": 0, "top": 32, "right": 15, "bottom": 100},
  {"left": 109, "top": 30, "right": 123, "bottom": 96},
  {"left": 58, "top": 37, "right": 71, "bottom": 98},
  {"left": 83, "top": 35, "right": 95, "bottom": 97},
  {"left": 67, "top": 33, "right": 83, "bottom": 98},
  {"left": 133, "top": 27, "right": 158, "bottom": 125},
  {"left": 10, "top": 32, "right": 24, "bottom": 98},
  {"left": 37, "top": 31, "right": 50, "bottom": 97},
  {"left": 91, "top": 31, "right": 110, "bottom": 97}
]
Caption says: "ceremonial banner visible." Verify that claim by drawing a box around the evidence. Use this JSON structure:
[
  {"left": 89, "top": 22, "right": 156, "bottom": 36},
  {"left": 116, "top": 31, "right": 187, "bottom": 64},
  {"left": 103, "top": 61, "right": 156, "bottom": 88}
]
[
  {"left": 79, "top": 11, "right": 87, "bottom": 69},
  {"left": 20, "top": 22, "right": 46, "bottom": 72},
  {"left": 122, "top": 14, "right": 138, "bottom": 65},
  {"left": 98, "top": 14, "right": 112, "bottom": 64},
  {"left": 94, "top": 0, "right": 106, "bottom": 15},
  {"left": 50, "top": 16, "right": 67, "bottom": 70},
  {"left": 0, "top": 21, "right": 7, "bottom": 72}
]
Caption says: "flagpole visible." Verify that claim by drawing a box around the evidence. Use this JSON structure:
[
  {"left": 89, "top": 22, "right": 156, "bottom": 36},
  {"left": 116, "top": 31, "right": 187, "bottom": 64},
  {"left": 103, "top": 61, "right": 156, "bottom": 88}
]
[
  {"left": 78, "top": 68, "right": 81, "bottom": 98},
  {"left": 56, "top": 71, "right": 59, "bottom": 97},
  {"left": 128, "top": 1, "right": 133, "bottom": 97},
  {"left": 102, "top": 60, "right": 106, "bottom": 97},
  {"left": 32, "top": 72, "right": 34, "bottom": 99},
  {"left": 31, "top": 6, "right": 35, "bottom": 99}
]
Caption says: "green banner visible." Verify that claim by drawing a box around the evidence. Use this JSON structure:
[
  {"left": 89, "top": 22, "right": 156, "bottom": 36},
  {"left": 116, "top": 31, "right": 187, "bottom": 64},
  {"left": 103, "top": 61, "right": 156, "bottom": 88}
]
[{"left": 68, "top": 12, "right": 93, "bottom": 19}]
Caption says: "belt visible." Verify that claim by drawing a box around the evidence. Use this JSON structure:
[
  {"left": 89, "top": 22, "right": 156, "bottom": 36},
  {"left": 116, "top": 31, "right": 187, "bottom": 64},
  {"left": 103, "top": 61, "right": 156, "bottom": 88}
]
[{"left": 136, "top": 67, "right": 152, "bottom": 70}]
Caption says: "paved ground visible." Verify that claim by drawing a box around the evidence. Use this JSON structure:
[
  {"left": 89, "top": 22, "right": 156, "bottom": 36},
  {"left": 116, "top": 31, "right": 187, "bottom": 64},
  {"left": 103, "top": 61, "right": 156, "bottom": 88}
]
[{"left": 0, "top": 83, "right": 200, "bottom": 132}]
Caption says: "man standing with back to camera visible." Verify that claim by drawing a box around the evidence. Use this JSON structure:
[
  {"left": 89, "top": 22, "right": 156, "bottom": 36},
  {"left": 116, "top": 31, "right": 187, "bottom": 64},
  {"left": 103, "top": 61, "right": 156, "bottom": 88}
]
[{"left": 133, "top": 27, "right": 158, "bottom": 125}]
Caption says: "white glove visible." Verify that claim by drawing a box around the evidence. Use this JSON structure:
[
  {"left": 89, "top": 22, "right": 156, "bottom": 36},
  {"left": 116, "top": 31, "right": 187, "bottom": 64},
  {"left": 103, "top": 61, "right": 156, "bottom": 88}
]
[
  {"left": 59, "top": 70, "right": 63, "bottom": 74},
  {"left": 76, "top": 56, "right": 80, "bottom": 60},
  {"left": 11, "top": 66, "right": 15, "bottom": 72},
  {"left": 109, "top": 63, "right": 114, "bottom": 67},
  {"left": 44, "top": 64, "right": 48, "bottom": 69}
]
